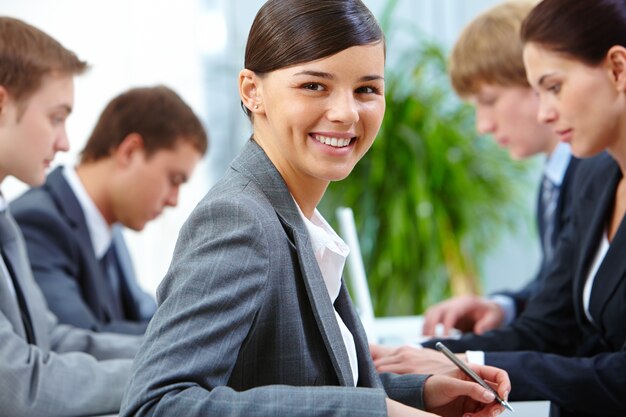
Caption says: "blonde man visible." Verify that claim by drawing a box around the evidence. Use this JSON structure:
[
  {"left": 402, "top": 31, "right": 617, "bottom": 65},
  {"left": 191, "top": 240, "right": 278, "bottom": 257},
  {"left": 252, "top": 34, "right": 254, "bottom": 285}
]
[{"left": 421, "top": 0, "right": 579, "bottom": 336}]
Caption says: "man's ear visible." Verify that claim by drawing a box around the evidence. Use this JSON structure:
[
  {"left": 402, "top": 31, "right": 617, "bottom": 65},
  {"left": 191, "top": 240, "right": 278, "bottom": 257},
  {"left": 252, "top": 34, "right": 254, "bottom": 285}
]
[
  {"left": 607, "top": 45, "right": 626, "bottom": 92},
  {"left": 114, "top": 133, "right": 145, "bottom": 166},
  {"left": 239, "top": 69, "right": 264, "bottom": 114}
]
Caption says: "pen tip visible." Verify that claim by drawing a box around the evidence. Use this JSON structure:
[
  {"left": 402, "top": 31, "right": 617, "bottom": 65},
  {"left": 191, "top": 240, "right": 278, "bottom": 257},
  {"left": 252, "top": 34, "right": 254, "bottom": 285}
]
[{"left": 503, "top": 400, "right": 514, "bottom": 412}]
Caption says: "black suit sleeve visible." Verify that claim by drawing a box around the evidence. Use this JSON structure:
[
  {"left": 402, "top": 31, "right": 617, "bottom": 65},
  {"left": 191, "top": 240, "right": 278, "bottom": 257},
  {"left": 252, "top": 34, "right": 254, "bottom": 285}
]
[
  {"left": 487, "top": 349, "right": 626, "bottom": 414},
  {"left": 423, "top": 220, "right": 581, "bottom": 354}
]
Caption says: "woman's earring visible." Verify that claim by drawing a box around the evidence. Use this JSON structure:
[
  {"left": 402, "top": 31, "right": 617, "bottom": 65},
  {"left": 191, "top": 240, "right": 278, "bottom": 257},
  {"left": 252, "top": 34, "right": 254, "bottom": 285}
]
[{"left": 254, "top": 104, "right": 259, "bottom": 110}]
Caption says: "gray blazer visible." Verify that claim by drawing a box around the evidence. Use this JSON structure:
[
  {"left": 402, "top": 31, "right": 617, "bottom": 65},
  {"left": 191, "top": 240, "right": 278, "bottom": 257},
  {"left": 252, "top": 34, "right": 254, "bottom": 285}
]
[
  {"left": 0, "top": 208, "right": 141, "bottom": 417},
  {"left": 121, "top": 140, "right": 427, "bottom": 417}
]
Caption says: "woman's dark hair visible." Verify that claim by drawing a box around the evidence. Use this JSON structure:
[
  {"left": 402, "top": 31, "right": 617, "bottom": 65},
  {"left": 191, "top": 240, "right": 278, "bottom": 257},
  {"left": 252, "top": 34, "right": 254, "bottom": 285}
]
[
  {"left": 241, "top": 0, "right": 384, "bottom": 118},
  {"left": 521, "top": 0, "right": 626, "bottom": 65}
]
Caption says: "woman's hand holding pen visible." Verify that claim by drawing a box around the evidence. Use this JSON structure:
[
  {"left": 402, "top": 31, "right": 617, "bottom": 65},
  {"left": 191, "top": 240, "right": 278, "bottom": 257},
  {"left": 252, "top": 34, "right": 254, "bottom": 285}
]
[
  {"left": 374, "top": 345, "right": 511, "bottom": 416},
  {"left": 423, "top": 365, "right": 510, "bottom": 417},
  {"left": 385, "top": 365, "right": 510, "bottom": 417}
]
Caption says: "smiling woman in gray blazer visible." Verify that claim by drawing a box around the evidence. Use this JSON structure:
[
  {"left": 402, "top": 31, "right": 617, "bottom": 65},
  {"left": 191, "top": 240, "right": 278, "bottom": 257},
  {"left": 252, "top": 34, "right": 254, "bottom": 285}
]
[{"left": 120, "top": 1, "right": 510, "bottom": 416}]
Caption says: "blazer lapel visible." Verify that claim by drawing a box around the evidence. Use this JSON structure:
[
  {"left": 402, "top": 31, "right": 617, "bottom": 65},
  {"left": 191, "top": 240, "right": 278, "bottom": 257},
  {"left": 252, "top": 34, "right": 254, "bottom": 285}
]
[
  {"left": 46, "top": 168, "right": 120, "bottom": 321},
  {"left": 0, "top": 209, "right": 50, "bottom": 346},
  {"left": 0, "top": 265, "right": 28, "bottom": 339},
  {"left": 293, "top": 231, "right": 354, "bottom": 386},
  {"left": 589, "top": 219, "right": 626, "bottom": 326},
  {"left": 334, "top": 283, "right": 382, "bottom": 388},
  {"left": 574, "top": 159, "right": 621, "bottom": 328},
  {"left": 232, "top": 140, "right": 354, "bottom": 386}
]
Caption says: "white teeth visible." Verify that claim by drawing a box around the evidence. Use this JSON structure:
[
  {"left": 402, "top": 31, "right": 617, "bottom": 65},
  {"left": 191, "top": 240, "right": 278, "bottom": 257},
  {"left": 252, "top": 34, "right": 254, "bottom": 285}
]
[{"left": 313, "top": 134, "right": 352, "bottom": 148}]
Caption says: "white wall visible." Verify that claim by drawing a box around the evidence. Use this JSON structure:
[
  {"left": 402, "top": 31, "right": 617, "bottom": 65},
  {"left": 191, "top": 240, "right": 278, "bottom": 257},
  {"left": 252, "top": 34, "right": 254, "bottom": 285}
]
[
  {"left": 1, "top": 0, "right": 219, "bottom": 295},
  {"left": 0, "top": 0, "right": 539, "bottom": 299}
]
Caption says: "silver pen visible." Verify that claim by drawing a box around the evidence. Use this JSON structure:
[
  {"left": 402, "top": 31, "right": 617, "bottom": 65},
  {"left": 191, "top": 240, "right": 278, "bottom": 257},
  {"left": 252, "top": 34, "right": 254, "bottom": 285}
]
[{"left": 435, "top": 342, "right": 514, "bottom": 412}]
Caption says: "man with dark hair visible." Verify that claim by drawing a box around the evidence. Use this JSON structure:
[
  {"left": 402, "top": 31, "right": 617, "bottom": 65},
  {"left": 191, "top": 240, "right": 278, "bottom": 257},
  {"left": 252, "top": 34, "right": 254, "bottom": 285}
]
[
  {"left": 11, "top": 85, "right": 208, "bottom": 334},
  {"left": 0, "top": 16, "right": 141, "bottom": 416}
]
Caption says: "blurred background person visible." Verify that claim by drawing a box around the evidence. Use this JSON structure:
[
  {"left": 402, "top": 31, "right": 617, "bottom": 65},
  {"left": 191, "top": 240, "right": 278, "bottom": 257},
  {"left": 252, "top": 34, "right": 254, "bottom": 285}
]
[
  {"left": 422, "top": 0, "right": 579, "bottom": 336},
  {"left": 0, "top": 16, "right": 141, "bottom": 417},
  {"left": 372, "top": 1, "right": 626, "bottom": 416},
  {"left": 10, "top": 85, "right": 208, "bottom": 334}
]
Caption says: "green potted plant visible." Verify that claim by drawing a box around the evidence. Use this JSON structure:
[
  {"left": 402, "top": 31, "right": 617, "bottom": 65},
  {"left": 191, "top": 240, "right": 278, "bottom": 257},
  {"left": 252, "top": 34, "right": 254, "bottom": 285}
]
[{"left": 320, "top": 25, "right": 531, "bottom": 316}]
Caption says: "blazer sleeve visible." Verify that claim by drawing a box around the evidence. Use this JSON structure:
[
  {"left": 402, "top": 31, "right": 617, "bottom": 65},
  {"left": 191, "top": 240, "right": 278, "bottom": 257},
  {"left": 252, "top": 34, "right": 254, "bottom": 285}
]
[
  {"left": 423, "top": 220, "right": 582, "bottom": 355},
  {"left": 486, "top": 349, "right": 626, "bottom": 414},
  {"left": 121, "top": 195, "right": 391, "bottom": 417},
  {"left": 492, "top": 279, "right": 539, "bottom": 320},
  {"left": 45, "top": 310, "right": 142, "bottom": 360},
  {"left": 0, "top": 309, "right": 134, "bottom": 417},
  {"left": 380, "top": 372, "right": 429, "bottom": 410},
  {"left": 13, "top": 203, "right": 148, "bottom": 335}
]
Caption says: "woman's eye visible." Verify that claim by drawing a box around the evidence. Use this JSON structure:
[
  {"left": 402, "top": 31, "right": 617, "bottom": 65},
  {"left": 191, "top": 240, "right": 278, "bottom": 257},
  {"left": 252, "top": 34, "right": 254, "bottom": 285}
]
[
  {"left": 302, "top": 83, "right": 324, "bottom": 91},
  {"left": 356, "top": 86, "right": 381, "bottom": 95}
]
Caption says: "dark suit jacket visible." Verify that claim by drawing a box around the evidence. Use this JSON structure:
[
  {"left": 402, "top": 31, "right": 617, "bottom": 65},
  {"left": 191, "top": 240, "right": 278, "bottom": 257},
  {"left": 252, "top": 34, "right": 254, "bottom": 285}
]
[
  {"left": 424, "top": 153, "right": 626, "bottom": 417},
  {"left": 121, "top": 140, "right": 428, "bottom": 417},
  {"left": 496, "top": 157, "right": 580, "bottom": 315},
  {"left": 10, "top": 167, "right": 152, "bottom": 334}
]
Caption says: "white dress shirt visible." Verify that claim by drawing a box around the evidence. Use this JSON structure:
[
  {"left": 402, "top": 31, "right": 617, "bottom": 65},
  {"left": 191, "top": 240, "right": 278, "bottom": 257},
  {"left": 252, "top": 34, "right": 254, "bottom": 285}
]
[{"left": 582, "top": 232, "right": 609, "bottom": 324}]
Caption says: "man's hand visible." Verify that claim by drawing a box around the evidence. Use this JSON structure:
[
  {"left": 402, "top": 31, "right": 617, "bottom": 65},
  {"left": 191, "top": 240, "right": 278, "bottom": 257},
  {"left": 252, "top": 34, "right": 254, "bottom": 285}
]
[{"left": 422, "top": 295, "right": 505, "bottom": 336}]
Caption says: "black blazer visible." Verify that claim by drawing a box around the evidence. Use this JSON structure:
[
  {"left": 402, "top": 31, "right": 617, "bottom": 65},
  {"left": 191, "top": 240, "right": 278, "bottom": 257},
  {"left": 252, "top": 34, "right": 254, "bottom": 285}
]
[
  {"left": 496, "top": 157, "right": 580, "bottom": 315},
  {"left": 424, "top": 153, "right": 626, "bottom": 417},
  {"left": 10, "top": 167, "right": 150, "bottom": 334}
]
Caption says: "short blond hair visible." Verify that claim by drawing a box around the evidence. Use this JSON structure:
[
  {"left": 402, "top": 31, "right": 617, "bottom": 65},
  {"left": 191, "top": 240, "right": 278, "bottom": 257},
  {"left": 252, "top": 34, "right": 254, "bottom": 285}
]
[{"left": 449, "top": 1, "right": 537, "bottom": 97}]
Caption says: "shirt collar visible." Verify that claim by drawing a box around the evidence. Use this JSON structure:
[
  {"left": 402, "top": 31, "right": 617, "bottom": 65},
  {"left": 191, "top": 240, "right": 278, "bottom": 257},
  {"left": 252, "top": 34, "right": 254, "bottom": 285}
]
[
  {"left": 0, "top": 192, "right": 6, "bottom": 212},
  {"left": 295, "top": 204, "right": 349, "bottom": 259},
  {"left": 544, "top": 142, "right": 572, "bottom": 187},
  {"left": 62, "top": 165, "right": 112, "bottom": 258},
  {"left": 293, "top": 198, "right": 349, "bottom": 301}
]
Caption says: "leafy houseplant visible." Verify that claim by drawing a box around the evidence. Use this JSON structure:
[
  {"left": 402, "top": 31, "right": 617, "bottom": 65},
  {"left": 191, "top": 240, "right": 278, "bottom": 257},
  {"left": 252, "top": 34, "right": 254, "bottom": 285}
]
[{"left": 320, "top": 28, "right": 530, "bottom": 316}]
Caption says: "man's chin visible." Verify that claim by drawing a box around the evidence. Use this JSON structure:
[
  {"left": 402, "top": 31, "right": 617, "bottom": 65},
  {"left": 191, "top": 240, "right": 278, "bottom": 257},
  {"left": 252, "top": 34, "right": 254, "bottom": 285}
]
[
  {"left": 124, "top": 220, "right": 147, "bottom": 232},
  {"left": 20, "top": 171, "right": 46, "bottom": 187}
]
